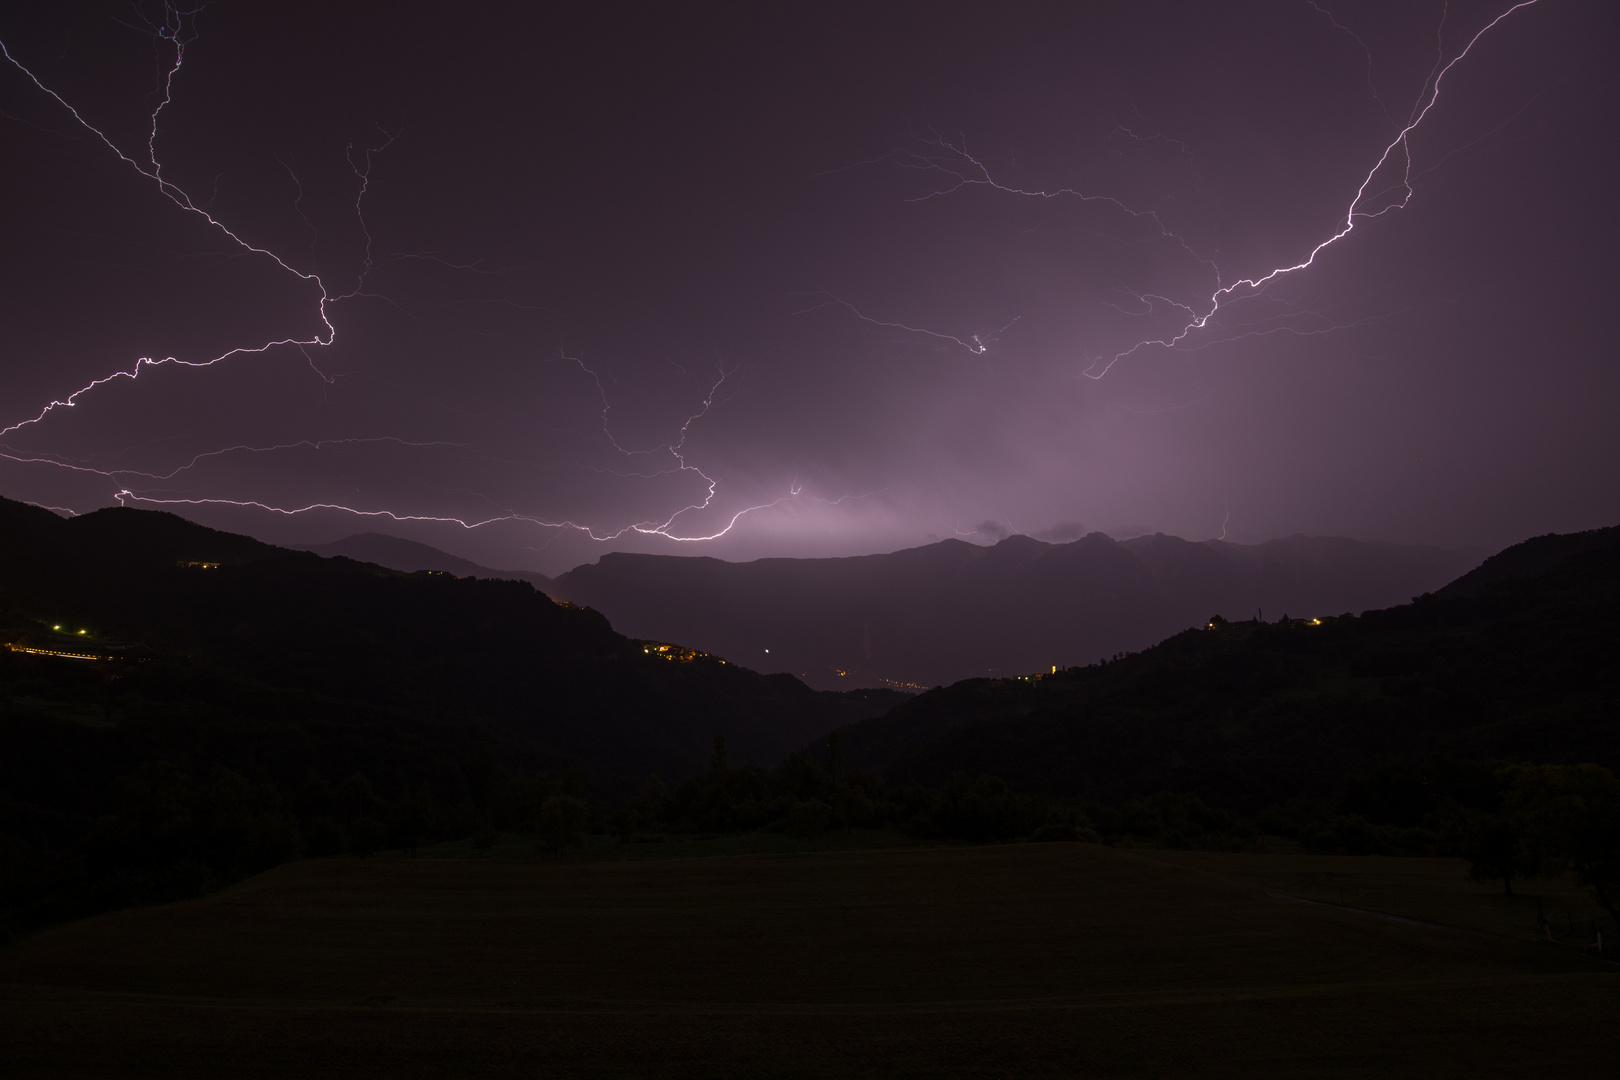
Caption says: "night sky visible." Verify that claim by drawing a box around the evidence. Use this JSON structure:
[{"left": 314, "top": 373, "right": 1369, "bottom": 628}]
[{"left": 2, "top": 1, "right": 1616, "bottom": 575}]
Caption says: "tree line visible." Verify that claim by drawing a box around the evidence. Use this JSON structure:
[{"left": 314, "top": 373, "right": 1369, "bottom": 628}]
[{"left": 6, "top": 671, "right": 1617, "bottom": 947}]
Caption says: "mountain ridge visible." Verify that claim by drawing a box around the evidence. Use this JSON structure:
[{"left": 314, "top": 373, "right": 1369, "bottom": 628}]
[
  {"left": 825, "top": 524, "right": 1620, "bottom": 809},
  {"left": 292, "top": 532, "right": 557, "bottom": 594},
  {"left": 548, "top": 530, "right": 1483, "bottom": 689}
]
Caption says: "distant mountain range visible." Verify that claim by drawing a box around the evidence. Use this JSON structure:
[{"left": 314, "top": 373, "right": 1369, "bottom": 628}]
[
  {"left": 41, "top": 514, "right": 1486, "bottom": 695},
  {"left": 295, "top": 531, "right": 1481, "bottom": 693},
  {"left": 826, "top": 524, "right": 1620, "bottom": 810},
  {"left": 537, "top": 532, "right": 1482, "bottom": 690}
]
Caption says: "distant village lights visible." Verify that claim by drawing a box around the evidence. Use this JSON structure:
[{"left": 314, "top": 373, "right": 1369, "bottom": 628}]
[
  {"left": 640, "top": 642, "right": 716, "bottom": 664},
  {"left": 1207, "top": 615, "right": 1325, "bottom": 629}
]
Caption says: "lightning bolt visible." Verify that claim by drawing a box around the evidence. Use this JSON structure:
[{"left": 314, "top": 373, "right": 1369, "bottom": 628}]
[
  {"left": 0, "top": 14, "right": 352, "bottom": 441},
  {"left": 96, "top": 358, "right": 856, "bottom": 544},
  {"left": 1, "top": 5, "right": 844, "bottom": 547},
  {"left": 0, "top": 438, "right": 466, "bottom": 483},
  {"left": 1099, "top": 0, "right": 1548, "bottom": 380},
  {"left": 1306, "top": 1, "right": 1400, "bottom": 127},
  {"left": 831, "top": 1, "right": 1545, "bottom": 380},
  {"left": 793, "top": 292, "right": 1020, "bottom": 356}
]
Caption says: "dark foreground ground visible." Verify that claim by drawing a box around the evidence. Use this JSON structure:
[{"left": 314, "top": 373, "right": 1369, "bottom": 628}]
[{"left": 1, "top": 843, "right": 1614, "bottom": 1078}]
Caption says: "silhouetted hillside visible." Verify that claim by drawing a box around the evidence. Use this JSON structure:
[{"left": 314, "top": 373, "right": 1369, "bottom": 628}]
[
  {"left": 1435, "top": 524, "right": 1620, "bottom": 598},
  {"left": 0, "top": 497, "right": 914, "bottom": 929},
  {"left": 551, "top": 532, "right": 1480, "bottom": 689},
  {"left": 828, "top": 527, "right": 1620, "bottom": 812},
  {"left": 0, "top": 498, "right": 887, "bottom": 780},
  {"left": 294, "top": 532, "right": 557, "bottom": 594}
]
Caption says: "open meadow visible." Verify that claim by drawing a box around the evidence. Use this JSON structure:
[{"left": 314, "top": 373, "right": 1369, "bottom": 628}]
[{"left": 1, "top": 842, "right": 1614, "bottom": 1078}]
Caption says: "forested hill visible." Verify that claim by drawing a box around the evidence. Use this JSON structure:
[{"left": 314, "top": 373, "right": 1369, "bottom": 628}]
[
  {"left": 294, "top": 532, "right": 557, "bottom": 595},
  {"left": 831, "top": 526, "right": 1620, "bottom": 813},
  {"left": 0, "top": 497, "right": 893, "bottom": 781},
  {"left": 1435, "top": 524, "right": 1620, "bottom": 598},
  {"left": 0, "top": 497, "right": 920, "bottom": 931}
]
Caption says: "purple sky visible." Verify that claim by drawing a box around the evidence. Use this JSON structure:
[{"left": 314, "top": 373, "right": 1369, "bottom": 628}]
[{"left": 2, "top": 1, "right": 1616, "bottom": 575}]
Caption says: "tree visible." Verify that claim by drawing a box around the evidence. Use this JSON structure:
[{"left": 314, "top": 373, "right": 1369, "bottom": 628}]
[
  {"left": 1508, "top": 764, "right": 1620, "bottom": 935},
  {"left": 606, "top": 806, "right": 638, "bottom": 843},
  {"left": 349, "top": 817, "right": 386, "bottom": 857},
  {"left": 1460, "top": 808, "right": 1542, "bottom": 896},
  {"left": 638, "top": 774, "right": 667, "bottom": 826},
  {"left": 710, "top": 735, "right": 728, "bottom": 778},
  {"left": 536, "top": 795, "right": 588, "bottom": 858},
  {"left": 785, "top": 799, "right": 831, "bottom": 837},
  {"left": 387, "top": 785, "right": 437, "bottom": 856},
  {"left": 777, "top": 749, "right": 828, "bottom": 801},
  {"left": 831, "top": 786, "right": 877, "bottom": 830},
  {"left": 826, "top": 731, "right": 843, "bottom": 784},
  {"left": 559, "top": 766, "right": 587, "bottom": 799},
  {"left": 338, "top": 772, "right": 380, "bottom": 821}
]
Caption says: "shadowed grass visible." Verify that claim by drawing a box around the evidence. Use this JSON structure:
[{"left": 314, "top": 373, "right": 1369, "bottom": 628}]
[
  {"left": 1137, "top": 849, "right": 1612, "bottom": 946},
  {"left": 2, "top": 843, "right": 1615, "bottom": 1077},
  {"left": 419, "top": 826, "right": 938, "bottom": 863}
]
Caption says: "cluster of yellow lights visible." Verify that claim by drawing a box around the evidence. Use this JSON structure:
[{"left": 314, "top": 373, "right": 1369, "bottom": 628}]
[
  {"left": 8, "top": 643, "right": 101, "bottom": 662},
  {"left": 641, "top": 643, "right": 714, "bottom": 663},
  {"left": 5, "top": 620, "right": 118, "bottom": 661}
]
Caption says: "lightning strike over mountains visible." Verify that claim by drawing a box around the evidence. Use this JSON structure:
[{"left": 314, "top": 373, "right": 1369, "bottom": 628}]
[{"left": 1, "top": 1, "right": 1613, "bottom": 570}]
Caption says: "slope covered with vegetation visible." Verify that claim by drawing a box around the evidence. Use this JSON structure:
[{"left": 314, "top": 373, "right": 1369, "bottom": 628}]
[
  {"left": 824, "top": 528, "right": 1619, "bottom": 852},
  {"left": 0, "top": 498, "right": 897, "bottom": 932}
]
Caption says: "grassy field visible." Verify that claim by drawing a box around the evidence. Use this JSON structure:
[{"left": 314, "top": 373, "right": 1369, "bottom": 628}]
[
  {"left": 418, "top": 825, "right": 938, "bottom": 863},
  {"left": 1137, "top": 848, "right": 1612, "bottom": 946},
  {"left": 2, "top": 842, "right": 1615, "bottom": 1078}
]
